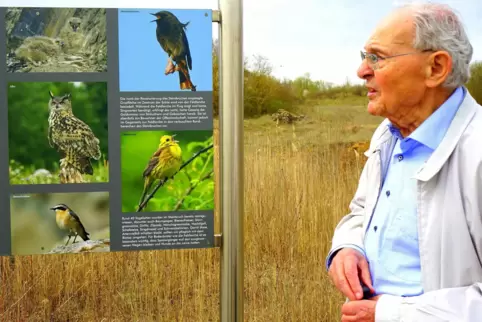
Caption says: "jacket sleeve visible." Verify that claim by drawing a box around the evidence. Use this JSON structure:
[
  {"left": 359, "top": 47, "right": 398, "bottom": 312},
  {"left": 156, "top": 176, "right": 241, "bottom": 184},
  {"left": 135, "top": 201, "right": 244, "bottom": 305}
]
[
  {"left": 375, "top": 284, "right": 482, "bottom": 321},
  {"left": 325, "top": 157, "right": 370, "bottom": 270}
]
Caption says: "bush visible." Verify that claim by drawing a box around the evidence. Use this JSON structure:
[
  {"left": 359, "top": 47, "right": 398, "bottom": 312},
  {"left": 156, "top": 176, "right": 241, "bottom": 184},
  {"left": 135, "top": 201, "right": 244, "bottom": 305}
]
[
  {"left": 211, "top": 47, "right": 482, "bottom": 117},
  {"left": 466, "top": 60, "right": 482, "bottom": 106}
]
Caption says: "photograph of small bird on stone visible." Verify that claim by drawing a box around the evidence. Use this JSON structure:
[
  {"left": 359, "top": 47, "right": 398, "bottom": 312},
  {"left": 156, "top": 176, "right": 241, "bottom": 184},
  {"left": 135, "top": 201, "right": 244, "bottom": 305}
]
[
  {"left": 50, "top": 203, "right": 90, "bottom": 246},
  {"left": 150, "top": 10, "right": 196, "bottom": 91},
  {"left": 9, "top": 191, "right": 110, "bottom": 255}
]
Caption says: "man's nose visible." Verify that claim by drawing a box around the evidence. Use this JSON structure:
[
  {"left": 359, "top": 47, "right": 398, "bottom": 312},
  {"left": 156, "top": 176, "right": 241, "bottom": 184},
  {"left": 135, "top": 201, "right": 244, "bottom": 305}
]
[{"left": 357, "top": 60, "right": 374, "bottom": 80}]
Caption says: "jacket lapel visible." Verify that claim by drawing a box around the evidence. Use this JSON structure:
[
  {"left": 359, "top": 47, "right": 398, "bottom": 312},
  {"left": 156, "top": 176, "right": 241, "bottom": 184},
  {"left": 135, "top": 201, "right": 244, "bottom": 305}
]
[
  {"left": 415, "top": 88, "right": 478, "bottom": 182},
  {"left": 362, "top": 88, "right": 478, "bottom": 182}
]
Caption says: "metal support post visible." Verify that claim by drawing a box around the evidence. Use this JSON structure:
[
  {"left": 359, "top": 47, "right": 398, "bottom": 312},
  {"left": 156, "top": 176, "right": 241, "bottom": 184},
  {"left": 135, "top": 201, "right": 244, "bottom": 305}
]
[{"left": 218, "top": 0, "right": 244, "bottom": 321}]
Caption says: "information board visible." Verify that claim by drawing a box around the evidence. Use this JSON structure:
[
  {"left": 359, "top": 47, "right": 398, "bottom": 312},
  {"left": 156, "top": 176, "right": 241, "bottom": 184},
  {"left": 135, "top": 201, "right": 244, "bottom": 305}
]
[{"left": 0, "top": 7, "right": 215, "bottom": 256}]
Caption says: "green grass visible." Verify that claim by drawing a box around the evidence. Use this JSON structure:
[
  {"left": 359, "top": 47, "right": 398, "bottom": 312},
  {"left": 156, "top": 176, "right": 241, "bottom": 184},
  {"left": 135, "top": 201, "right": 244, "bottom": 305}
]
[
  {"left": 8, "top": 158, "right": 109, "bottom": 184},
  {"left": 302, "top": 96, "right": 370, "bottom": 108}
]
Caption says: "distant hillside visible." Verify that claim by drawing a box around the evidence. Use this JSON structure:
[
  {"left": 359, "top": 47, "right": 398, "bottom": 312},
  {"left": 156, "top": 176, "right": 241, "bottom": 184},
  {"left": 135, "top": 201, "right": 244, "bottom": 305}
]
[{"left": 211, "top": 39, "right": 482, "bottom": 118}]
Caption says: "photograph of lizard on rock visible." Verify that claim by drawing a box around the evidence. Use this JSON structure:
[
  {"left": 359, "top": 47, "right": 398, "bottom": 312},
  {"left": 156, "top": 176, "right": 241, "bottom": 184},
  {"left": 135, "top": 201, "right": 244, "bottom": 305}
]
[
  {"left": 5, "top": 7, "right": 107, "bottom": 73},
  {"left": 118, "top": 9, "right": 212, "bottom": 92}
]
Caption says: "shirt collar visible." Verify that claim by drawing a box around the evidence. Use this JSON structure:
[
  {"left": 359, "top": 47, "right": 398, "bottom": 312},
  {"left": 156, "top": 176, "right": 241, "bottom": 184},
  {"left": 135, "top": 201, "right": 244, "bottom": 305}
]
[{"left": 387, "top": 86, "right": 465, "bottom": 151}]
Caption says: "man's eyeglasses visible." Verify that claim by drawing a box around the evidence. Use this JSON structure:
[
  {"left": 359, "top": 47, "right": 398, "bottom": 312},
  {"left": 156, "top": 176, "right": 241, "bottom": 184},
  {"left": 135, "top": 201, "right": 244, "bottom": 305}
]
[{"left": 360, "top": 50, "right": 433, "bottom": 70}]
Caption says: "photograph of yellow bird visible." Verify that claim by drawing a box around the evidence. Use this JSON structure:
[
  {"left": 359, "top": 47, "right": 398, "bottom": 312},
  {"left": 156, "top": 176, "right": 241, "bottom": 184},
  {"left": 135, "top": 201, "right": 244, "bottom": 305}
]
[
  {"left": 50, "top": 203, "right": 90, "bottom": 246},
  {"left": 121, "top": 130, "right": 214, "bottom": 212},
  {"left": 137, "top": 134, "right": 183, "bottom": 211}
]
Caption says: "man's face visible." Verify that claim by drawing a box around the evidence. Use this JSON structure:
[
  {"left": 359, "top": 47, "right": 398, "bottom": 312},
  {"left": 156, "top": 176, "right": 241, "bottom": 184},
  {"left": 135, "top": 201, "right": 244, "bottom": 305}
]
[{"left": 357, "top": 10, "right": 429, "bottom": 121}]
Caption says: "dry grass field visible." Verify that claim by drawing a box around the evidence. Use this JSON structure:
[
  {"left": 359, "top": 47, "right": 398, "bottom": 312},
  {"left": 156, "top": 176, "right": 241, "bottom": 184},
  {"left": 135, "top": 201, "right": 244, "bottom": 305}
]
[{"left": 0, "top": 103, "right": 382, "bottom": 321}]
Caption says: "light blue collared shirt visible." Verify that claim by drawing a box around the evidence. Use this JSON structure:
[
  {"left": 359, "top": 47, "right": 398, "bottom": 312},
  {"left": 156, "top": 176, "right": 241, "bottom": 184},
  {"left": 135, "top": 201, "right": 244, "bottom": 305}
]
[
  {"left": 325, "top": 87, "right": 465, "bottom": 297},
  {"left": 364, "top": 86, "right": 465, "bottom": 296}
]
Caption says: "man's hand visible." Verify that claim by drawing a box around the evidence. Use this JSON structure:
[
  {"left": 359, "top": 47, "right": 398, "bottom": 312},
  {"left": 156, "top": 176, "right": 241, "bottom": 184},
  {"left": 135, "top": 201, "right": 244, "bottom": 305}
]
[
  {"left": 328, "top": 248, "right": 375, "bottom": 300},
  {"left": 341, "top": 296, "right": 381, "bottom": 322}
]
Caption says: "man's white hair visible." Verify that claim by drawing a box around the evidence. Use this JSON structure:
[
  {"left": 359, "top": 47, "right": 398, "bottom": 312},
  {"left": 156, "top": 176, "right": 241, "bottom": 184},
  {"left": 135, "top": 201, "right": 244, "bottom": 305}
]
[{"left": 398, "top": 2, "right": 473, "bottom": 88}]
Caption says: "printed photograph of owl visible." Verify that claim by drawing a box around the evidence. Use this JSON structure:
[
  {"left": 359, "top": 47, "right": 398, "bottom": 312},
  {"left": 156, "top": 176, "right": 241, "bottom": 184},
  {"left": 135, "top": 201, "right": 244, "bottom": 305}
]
[
  {"left": 5, "top": 7, "right": 107, "bottom": 73},
  {"left": 7, "top": 81, "right": 109, "bottom": 184}
]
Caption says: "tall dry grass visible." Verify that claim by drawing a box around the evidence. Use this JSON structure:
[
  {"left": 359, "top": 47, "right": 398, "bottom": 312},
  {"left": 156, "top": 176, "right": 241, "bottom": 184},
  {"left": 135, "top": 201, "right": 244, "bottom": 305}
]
[{"left": 1, "top": 115, "right": 369, "bottom": 321}]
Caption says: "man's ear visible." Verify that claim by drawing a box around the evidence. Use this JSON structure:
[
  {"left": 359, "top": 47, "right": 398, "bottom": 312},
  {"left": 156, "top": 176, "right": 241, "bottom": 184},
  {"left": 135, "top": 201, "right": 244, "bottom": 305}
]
[{"left": 425, "top": 51, "right": 452, "bottom": 88}]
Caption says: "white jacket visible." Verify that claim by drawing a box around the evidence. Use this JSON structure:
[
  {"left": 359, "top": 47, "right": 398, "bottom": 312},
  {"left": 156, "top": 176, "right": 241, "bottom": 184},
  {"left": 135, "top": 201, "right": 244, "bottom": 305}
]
[{"left": 328, "top": 88, "right": 482, "bottom": 321}]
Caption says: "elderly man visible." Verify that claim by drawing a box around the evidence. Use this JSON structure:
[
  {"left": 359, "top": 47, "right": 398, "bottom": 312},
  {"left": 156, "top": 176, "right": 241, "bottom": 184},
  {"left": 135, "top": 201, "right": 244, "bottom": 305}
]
[{"left": 326, "top": 3, "right": 482, "bottom": 322}]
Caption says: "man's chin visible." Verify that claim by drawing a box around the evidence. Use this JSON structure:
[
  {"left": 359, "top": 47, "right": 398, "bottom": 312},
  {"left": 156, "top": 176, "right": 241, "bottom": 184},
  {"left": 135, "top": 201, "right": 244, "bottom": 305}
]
[{"left": 367, "top": 101, "right": 383, "bottom": 116}]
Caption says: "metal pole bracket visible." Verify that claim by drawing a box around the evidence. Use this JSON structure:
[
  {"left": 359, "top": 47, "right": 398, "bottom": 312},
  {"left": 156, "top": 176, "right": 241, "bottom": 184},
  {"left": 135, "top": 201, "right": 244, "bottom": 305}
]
[
  {"left": 214, "top": 234, "right": 222, "bottom": 247},
  {"left": 212, "top": 10, "right": 221, "bottom": 23}
]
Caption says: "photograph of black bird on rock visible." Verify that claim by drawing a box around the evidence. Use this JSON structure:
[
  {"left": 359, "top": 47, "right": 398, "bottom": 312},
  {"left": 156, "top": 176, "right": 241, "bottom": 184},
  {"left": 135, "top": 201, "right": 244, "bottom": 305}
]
[
  {"left": 150, "top": 10, "right": 196, "bottom": 91},
  {"left": 118, "top": 9, "right": 213, "bottom": 92}
]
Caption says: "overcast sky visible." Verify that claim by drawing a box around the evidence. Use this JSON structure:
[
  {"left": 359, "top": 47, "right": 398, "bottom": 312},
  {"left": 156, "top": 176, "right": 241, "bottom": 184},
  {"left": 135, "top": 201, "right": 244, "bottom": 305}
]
[
  {"left": 8, "top": 0, "right": 482, "bottom": 85},
  {"left": 241, "top": 0, "right": 482, "bottom": 85}
]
